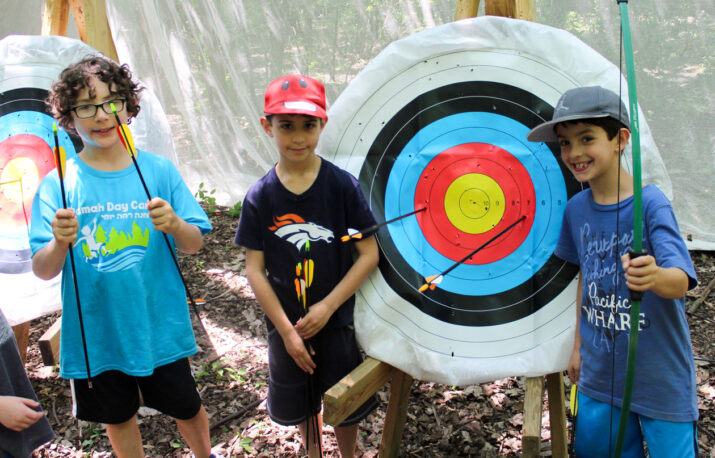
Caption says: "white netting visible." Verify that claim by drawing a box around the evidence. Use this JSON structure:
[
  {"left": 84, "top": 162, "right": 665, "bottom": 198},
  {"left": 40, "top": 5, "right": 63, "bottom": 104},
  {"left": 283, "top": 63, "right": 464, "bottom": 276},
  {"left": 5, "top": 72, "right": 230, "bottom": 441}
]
[{"left": 2, "top": 0, "right": 711, "bottom": 248}]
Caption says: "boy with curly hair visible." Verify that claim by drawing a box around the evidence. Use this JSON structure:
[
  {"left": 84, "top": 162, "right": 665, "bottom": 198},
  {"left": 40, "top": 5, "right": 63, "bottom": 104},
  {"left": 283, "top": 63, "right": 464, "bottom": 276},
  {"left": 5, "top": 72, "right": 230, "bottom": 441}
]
[{"left": 31, "top": 56, "right": 217, "bottom": 458}]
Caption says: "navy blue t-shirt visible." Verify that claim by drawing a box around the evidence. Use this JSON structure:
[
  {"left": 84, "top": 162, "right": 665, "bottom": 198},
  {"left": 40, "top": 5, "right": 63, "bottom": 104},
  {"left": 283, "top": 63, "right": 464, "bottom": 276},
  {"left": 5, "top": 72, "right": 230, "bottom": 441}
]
[{"left": 235, "top": 158, "right": 376, "bottom": 330}]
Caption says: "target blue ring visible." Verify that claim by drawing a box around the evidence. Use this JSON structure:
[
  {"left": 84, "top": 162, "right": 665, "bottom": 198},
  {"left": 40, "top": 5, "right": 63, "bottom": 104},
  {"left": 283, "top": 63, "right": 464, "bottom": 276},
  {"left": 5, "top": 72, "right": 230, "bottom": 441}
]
[{"left": 385, "top": 111, "right": 566, "bottom": 295}]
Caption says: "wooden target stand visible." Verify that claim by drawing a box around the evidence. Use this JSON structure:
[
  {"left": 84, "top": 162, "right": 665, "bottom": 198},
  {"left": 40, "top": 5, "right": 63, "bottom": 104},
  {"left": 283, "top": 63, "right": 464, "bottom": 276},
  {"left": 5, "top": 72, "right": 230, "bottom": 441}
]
[
  {"left": 9, "top": 0, "right": 118, "bottom": 365},
  {"left": 323, "top": 1, "right": 568, "bottom": 457}
]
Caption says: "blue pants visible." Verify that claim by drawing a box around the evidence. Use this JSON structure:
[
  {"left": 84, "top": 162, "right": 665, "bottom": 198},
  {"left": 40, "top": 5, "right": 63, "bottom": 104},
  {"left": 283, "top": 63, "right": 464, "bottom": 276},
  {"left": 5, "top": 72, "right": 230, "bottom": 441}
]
[{"left": 575, "top": 392, "right": 698, "bottom": 458}]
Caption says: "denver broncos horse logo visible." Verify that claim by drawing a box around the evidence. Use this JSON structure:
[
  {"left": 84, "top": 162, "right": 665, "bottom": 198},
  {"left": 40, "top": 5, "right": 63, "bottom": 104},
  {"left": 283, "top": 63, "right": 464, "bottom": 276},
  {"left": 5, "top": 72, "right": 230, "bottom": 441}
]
[{"left": 269, "top": 214, "right": 334, "bottom": 251}]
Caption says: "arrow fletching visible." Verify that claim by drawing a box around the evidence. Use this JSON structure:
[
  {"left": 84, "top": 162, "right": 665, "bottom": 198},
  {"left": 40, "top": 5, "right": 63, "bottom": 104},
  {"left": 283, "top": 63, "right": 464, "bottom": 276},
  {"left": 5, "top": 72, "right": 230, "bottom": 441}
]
[
  {"left": 305, "top": 259, "right": 314, "bottom": 287},
  {"left": 52, "top": 123, "right": 67, "bottom": 175},
  {"left": 570, "top": 384, "right": 578, "bottom": 415},
  {"left": 418, "top": 274, "right": 443, "bottom": 292},
  {"left": 341, "top": 228, "right": 360, "bottom": 242},
  {"left": 116, "top": 124, "right": 136, "bottom": 156}
]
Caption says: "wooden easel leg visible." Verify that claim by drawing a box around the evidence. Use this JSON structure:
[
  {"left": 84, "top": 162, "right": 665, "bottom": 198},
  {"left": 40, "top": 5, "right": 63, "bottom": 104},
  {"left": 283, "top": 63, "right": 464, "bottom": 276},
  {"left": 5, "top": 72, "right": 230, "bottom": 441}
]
[
  {"left": 522, "top": 376, "right": 545, "bottom": 457},
  {"left": 11, "top": 321, "right": 31, "bottom": 365},
  {"left": 546, "top": 372, "right": 568, "bottom": 458},
  {"left": 378, "top": 368, "right": 413, "bottom": 458}
]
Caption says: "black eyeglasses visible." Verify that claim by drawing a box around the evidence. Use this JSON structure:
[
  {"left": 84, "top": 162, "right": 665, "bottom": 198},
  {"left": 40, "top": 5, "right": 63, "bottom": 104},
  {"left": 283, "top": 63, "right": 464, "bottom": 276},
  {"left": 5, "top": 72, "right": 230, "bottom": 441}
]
[{"left": 70, "top": 98, "right": 126, "bottom": 119}]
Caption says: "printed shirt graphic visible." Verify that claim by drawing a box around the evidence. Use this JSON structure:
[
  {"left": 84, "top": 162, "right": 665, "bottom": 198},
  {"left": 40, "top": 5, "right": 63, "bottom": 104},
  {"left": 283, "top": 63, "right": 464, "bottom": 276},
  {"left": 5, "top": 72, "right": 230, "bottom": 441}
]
[
  {"left": 235, "top": 159, "right": 376, "bottom": 331},
  {"left": 555, "top": 186, "right": 698, "bottom": 422},
  {"left": 30, "top": 151, "right": 212, "bottom": 379}
]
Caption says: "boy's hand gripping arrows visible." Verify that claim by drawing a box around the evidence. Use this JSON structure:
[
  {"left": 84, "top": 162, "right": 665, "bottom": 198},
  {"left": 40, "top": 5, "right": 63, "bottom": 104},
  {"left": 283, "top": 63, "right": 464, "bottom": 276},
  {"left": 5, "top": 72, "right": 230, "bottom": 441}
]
[
  {"left": 294, "top": 241, "right": 322, "bottom": 456},
  {"left": 53, "top": 123, "right": 93, "bottom": 387}
]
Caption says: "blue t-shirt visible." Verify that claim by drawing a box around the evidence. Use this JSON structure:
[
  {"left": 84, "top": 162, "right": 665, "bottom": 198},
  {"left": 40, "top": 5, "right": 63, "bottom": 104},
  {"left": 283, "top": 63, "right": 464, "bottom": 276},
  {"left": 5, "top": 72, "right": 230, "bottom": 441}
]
[
  {"left": 555, "top": 185, "right": 697, "bottom": 422},
  {"left": 234, "top": 158, "right": 376, "bottom": 331},
  {"left": 30, "top": 151, "right": 211, "bottom": 379}
]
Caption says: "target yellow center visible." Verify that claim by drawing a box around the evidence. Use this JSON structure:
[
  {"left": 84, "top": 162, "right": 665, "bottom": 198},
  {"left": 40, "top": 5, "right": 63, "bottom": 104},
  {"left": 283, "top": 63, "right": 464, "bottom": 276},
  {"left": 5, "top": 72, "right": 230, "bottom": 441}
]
[
  {"left": 444, "top": 173, "right": 505, "bottom": 234},
  {"left": 0, "top": 157, "right": 39, "bottom": 204}
]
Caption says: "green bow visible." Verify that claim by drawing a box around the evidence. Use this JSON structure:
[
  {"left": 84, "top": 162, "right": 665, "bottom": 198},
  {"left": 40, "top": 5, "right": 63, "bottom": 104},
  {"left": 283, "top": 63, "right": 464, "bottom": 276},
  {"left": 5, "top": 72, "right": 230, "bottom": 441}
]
[{"left": 613, "top": 1, "right": 645, "bottom": 456}]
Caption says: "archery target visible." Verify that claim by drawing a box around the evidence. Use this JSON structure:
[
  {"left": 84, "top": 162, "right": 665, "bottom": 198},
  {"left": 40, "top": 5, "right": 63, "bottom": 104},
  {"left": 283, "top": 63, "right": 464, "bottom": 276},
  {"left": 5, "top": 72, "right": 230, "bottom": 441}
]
[
  {"left": 322, "top": 16, "right": 662, "bottom": 385},
  {"left": 0, "top": 35, "right": 176, "bottom": 325},
  {"left": 0, "top": 88, "right": 82, "bottom": 275}
]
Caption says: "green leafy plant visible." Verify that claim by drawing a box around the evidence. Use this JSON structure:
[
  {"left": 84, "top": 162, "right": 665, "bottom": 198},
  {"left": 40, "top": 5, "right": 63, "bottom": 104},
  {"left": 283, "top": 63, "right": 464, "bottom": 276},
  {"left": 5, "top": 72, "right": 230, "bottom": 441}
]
[
  {"left": 80, "top": 423, "right": 104, "bottom": 449},
  {"left": 170, "top": 440, "right": 184, "bottom": 448},
  {"left": 228, "top": 200, "right": 242, "bottom": 218},
  {"left": 240, "top": 436, "right": 254, "bottom": 453},
  {"left": 194, "top": 182, "right": 217, "bottom": 215}
]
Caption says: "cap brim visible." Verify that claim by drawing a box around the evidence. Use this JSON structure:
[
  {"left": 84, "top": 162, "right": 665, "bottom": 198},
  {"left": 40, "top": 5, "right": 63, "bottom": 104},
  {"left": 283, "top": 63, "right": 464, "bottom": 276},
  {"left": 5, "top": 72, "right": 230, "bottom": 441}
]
[
  {"left": 264, "top": 101, "right": 327, "bottom": 120},
  {"left": 526, "top": 113, "right": 611, "bottom": 143}
]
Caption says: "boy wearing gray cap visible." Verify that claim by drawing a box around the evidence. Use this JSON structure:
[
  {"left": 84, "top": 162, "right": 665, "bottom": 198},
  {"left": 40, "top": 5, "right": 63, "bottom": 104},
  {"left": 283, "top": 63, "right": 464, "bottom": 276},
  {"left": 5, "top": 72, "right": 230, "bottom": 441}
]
[{"left": 528, "top": 86, "right": 698, "bottom": 457}]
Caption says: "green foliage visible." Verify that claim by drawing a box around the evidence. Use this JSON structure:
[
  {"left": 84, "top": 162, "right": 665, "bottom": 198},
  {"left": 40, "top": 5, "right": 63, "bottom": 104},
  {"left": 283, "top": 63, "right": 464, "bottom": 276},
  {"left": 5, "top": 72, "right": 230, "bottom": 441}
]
[
  {"left": 195, "top": 182, "right": 217, "bottom": 215},
  {"left": 228, "top": 201, "right": 242, "bottom": 218},
  {"left": 239, "top": 436, "right": 254, "bottom": 453},
  {"left": 170, "top": 440, "right": 184, "bottom": 448},
  {"left": 80, "top": 422, "right": 104, "bottom": 450}
]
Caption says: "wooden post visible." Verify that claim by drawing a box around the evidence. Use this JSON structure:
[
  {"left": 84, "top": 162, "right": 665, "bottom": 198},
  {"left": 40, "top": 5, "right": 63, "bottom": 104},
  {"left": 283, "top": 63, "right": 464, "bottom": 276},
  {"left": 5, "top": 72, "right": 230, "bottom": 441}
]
[
  {"left": 522, "top": 376, "right": 545, "bottom": 456},
  {"left": 41, "top": 0, "right": 119, "bottom": 62},
  {"left": 324, "top": 358, "right": 413, "bottom": 458},
  {"left": 485, "top": 0, "right": 535, "bottom": 20},
  {"left": 546, "top": 372, "right": 568, "bottom": 457},
  {"left": 42, "top": 0, "right": 70, "bottom": 36},
  {"left": 455, "top": 0, "right": 480, "bottom": 20},
  {"left": 379, "top": 368, "right": 413, "bottom": 457},
  {"left": 11, "top": 322, "right": 30, "bottom": 365}
]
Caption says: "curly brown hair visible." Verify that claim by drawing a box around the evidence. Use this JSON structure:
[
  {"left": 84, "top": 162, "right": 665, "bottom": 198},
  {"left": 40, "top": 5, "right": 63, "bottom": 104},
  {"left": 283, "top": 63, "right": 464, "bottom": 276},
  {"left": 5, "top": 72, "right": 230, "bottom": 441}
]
[{"left": 46, "top": 56, "right": 144, "bottom": 133}]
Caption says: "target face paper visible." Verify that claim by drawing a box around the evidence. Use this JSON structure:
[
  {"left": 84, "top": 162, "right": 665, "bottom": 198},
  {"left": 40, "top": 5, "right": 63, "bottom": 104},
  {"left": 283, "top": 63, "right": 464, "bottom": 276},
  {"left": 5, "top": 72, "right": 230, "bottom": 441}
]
[{"left": 322, "top": 17, "right": 662, "bottom": 385}]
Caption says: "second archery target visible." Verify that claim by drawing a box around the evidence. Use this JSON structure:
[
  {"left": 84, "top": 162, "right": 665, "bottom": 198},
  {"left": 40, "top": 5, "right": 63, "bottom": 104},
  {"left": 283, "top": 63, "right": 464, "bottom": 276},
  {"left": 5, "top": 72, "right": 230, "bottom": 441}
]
[{"left": 321, "top": 16, "right": 664, "bottom": 384}]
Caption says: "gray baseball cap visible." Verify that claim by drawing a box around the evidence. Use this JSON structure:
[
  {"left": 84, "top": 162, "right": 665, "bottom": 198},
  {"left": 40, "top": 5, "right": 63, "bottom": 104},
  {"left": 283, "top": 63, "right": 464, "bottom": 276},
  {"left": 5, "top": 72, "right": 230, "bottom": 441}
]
[{"left": 527, "top": 86, "right": 630, "bottom": 143}]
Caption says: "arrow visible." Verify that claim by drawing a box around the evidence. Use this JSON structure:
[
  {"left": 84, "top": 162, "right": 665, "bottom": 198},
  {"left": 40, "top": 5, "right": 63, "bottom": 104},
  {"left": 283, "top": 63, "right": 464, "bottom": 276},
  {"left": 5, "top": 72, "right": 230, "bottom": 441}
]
[
  {"left": 109, "top": 104, "right": 216, "bottom": 355},
  {"left": 53, "top": 123, "right": 93, "bottom": 386},
  {"left": 418, "top": 215, "right": 527, "bottom": 292},
  {"left": 341, "top": 207, "right": 426, "bottom": 241}
]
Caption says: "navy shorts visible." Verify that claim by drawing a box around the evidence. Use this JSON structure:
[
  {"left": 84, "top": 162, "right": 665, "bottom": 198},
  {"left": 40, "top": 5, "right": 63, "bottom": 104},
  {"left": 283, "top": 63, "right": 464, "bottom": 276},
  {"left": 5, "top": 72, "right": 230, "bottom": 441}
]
[
  {"left": 266, "top": 324, "right": 377, "bottom": 426},
  {"left": 71, "top": 357, "right": 202, "bottom": 424}
]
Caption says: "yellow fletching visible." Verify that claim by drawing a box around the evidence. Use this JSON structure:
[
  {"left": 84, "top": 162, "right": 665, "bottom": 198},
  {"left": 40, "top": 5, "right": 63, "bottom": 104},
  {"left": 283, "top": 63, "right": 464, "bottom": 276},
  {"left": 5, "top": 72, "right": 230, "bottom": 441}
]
[
  {"left": 341, "top": 235, "right": 351, "bottom": 242},
  {"left": 418, "top": 284, "right": 429, "bottom": 292},
  {"left": 116, "top": 123, "right": 136, "bottom": 156},
  {"left": 54, "top": 146, "right": 67, "bottom": 174},
  {"left": 569, "top": 384, "right": 578, "bottom": 415},
  {"left": 306, "top": 259, "right": 314, "bottom": 287},
  {"left": 353, "top": 233, "right": 363, "bottom": 240}
]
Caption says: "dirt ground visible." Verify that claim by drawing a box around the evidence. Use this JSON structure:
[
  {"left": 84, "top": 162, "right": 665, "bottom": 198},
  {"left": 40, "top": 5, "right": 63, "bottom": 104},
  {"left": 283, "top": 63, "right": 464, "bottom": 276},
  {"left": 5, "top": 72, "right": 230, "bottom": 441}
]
[{"left": 24, "top": 208, "right": 714, "bottom": 457}]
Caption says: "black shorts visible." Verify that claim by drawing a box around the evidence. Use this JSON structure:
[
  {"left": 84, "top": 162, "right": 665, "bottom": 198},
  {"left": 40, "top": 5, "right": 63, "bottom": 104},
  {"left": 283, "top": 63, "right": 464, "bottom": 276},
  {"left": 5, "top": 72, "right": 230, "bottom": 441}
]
[
  {"left": 71, "top": 357, "right": 202, "bottom": 424},
  {"left": 266, "top": 324, "right": 377, "bottom": 427}
]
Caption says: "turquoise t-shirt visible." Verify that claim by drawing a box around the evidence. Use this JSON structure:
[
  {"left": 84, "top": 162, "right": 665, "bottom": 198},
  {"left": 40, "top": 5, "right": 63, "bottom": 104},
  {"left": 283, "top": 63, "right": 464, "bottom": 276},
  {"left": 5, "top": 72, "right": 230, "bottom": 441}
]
[{"left": 30, "top": 151, "right": 211, "bottom": 379}]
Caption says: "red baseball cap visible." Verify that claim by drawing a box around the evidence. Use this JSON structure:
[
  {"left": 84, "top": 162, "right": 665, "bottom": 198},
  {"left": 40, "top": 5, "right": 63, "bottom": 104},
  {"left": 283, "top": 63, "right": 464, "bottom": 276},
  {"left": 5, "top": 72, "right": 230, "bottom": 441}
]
[{"left": 263, "top": 74, "right": 327, "bottom": 120}]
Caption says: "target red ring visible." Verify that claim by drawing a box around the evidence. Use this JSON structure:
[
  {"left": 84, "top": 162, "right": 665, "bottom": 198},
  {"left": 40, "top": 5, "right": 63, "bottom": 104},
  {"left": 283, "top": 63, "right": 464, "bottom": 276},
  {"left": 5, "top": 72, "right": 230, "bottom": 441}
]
[
  {"left": 414, "top": 142, "right": 535, "bottom": 264},
  {"left": 0, "top": 134, "right": 55, "bottom": 227}
]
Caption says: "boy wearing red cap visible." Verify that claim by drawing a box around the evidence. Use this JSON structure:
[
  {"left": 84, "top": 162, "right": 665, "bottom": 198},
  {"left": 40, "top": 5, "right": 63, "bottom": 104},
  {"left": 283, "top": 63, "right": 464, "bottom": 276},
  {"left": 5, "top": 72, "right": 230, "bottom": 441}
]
[{"left": 235, "top": 75, "right": 379, "bottom": 457}]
